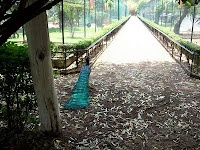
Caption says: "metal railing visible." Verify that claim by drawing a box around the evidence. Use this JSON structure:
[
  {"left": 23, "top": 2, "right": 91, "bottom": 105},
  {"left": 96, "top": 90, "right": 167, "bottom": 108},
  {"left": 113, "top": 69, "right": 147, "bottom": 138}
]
[
  {"left": 138, "top": 16, "right": 200, "bottom": 79},
  {"left": 138, "top": 0, "right": 200, "bottom": 46},
  {"left": 52, "top": 16, "right": 130, "bottom": 74}
]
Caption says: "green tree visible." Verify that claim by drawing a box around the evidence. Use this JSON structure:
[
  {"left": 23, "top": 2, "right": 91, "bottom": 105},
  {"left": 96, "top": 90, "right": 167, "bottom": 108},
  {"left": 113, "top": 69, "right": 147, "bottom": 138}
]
[
  {"left": 181, "top": 0, "right": 200, "bottom": 6},
  {"left": 154, "top": 0, "right": 164, "bottom": 24},
  {"left": 173, "top": 5, "right": 190, "bottom": 34},
  {"left": 0, "top": 0, "right": 62, "bottom": 46},
  {"left": 0, "top": 0, "right": 63, "bottom": 135},
  {"left": 63, "top": 2, "right": 83, "bottom": 38},
  {"left": 154, "top": 0, "right": 174, "bottom": 25},
  {"left": 173, "top": 0, "right": 199, "bottom": 34},
  {"left": 55, "top": 1, "right": 83, "bottom": 37},
  {"left": 136, "top": 0, "right": 149, "bottom": 12}
]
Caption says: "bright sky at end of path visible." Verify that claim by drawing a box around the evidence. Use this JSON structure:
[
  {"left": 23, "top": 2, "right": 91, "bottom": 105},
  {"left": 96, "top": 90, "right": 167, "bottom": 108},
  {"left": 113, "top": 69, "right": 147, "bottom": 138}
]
[{"left": 96, "top": 16, "right": 175, "bottom": 64}]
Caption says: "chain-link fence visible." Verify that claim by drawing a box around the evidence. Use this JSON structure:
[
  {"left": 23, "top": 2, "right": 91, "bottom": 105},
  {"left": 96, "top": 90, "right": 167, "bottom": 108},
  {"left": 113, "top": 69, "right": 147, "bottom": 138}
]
[
  {"left": 47, "top": 0, "right": 129, "bottom": 44},
  {"left": 138, "top": 0, "right": 200, "bottom": 46},
  {"left": 8, "top": 0, "right": 129, "bottom": 44}
]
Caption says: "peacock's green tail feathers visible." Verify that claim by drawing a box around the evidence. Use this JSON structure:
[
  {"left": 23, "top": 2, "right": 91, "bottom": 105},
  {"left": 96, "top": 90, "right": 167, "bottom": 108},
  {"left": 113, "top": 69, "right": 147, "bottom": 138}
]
[{"left": 64, "top": 65, "right": 91, "bottom": 110}]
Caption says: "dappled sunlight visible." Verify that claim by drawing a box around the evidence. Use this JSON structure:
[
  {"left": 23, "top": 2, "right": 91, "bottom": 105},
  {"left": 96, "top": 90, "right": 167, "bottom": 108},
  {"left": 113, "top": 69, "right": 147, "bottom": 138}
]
[{"left": 96, "top": 16, "right": 174, "bottom": 64}]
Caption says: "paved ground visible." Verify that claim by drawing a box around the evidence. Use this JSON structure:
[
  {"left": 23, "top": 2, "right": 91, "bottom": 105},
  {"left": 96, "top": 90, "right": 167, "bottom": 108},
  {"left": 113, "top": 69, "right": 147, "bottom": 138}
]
[
  {"left": 95, "top": 16, "right": 174, "bottom": 64},
  {"left": 55, "top": 16, "right": 200, "bottom": 149}
]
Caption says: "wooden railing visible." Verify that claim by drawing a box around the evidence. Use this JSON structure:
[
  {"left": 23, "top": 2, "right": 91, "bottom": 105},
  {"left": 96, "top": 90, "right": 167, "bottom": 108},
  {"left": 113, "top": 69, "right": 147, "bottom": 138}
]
[
  {"left": 138, "top": 16, "right": 200, "bottom": 79},
  {"left": 52, "top": 16, "right": 130, "bottom": 74}
]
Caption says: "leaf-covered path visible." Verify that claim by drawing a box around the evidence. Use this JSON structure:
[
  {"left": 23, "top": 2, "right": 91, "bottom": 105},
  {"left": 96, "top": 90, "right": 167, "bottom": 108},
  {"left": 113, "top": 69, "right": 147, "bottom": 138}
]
[{"left": 55, "top": 17, "right": 200, "bottom": 149}]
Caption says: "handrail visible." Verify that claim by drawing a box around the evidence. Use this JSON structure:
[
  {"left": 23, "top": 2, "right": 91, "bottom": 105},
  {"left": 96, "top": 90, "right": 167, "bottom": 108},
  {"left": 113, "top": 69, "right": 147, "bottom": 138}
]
[
  {"left": 138, "top": 16, "right": 200, "bottom": 79},
  {"left": 138, "top": 16, "right": 199, "bottom": 56},
  {"left": 52, "top": 16, "right": 131, "bottom": 74}
]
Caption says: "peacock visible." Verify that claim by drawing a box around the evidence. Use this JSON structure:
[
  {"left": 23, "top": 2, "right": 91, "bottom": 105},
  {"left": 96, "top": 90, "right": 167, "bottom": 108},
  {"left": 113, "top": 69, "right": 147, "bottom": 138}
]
[{"left": 64, "top": 57, "right": 91, "bottom": 109}]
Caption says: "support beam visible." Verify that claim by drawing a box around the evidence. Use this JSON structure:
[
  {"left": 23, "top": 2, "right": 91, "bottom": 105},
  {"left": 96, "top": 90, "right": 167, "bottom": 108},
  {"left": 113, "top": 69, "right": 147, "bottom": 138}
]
[
  {"left": 118, "top": 0, "right": 120, "bottom": 20},
  {"left": 84, "top": 0, "right": 86, "bottom": 37},
  {"left": 61, "top": 0, "right": 64, "bottom": 44},
  {"left": 191, "top": 5, "right": 196, "bottom": 42},
  {"left": 95, "top": 0, "right": 97, "bottom": 32}
]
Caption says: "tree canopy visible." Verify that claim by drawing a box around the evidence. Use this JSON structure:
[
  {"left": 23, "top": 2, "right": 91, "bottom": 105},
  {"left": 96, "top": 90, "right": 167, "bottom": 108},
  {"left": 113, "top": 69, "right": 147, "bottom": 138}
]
[
  {"left": 0, "top": 0, "right": 63, "bottom": 46},
  {"left": 181, "top": 0, "right": 200, "bottom": 7},
  {"left": 136, "top": 0, "right": 149, "bottom": 11}
]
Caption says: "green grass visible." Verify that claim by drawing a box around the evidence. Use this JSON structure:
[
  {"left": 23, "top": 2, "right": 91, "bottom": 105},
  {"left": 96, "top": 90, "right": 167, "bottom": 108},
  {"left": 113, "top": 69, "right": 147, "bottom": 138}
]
[{"left": 9, "top": 26, "right": 103, "bottom": 44}]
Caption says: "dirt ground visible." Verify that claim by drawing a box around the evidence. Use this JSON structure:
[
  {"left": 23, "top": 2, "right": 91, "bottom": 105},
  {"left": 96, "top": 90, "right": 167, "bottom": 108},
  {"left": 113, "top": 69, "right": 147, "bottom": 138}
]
[
  {"left": 54, "top": 61, "right": 200, "bottom": 149},
  {"left": 54, "top": 17, "right": 200, "bottom": 149}
]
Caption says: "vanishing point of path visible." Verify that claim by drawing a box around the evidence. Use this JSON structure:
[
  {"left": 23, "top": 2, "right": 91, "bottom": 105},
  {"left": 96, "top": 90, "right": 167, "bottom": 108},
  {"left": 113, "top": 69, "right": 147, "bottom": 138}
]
[{"left": 55, "top": 17, "right": 200, "bottom": 149}]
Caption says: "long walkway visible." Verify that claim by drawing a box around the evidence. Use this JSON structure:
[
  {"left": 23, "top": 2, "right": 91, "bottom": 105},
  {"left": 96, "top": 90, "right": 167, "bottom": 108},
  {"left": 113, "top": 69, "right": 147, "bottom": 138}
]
[
  {"left": 95, "top": 16, "right": 174, "bottom": 64},
  {"left": 57, "top": 17, "right": 200, "bottom": 149}
]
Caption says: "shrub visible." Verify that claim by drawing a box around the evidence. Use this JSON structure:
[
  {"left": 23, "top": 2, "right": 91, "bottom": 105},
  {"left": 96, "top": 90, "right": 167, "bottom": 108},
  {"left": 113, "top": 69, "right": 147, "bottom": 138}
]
[
  {"left": 0, "top": 42, "right": 38, "bottom": 132},
  {"left": 50, "top": 41, "right": 56, "bottom": 53}
]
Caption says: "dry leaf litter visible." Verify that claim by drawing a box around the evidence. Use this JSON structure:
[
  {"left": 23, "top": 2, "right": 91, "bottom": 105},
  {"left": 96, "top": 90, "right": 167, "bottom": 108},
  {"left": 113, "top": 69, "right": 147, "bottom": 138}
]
[
  {"left": 54, "top": 17, "right": 200, "bottom": 149},
  {"left": 55, "top": 61, "right": 200, "bottom": 149}
]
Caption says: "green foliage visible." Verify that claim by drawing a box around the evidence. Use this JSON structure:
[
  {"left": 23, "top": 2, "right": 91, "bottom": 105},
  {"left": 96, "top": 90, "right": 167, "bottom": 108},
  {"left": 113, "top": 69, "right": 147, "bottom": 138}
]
[
  {"left": 63, "top": 2, "right": 83, "bottom": 22},
  {"left": 50, "top": 41, "right": 56, "bottom": 53},
  {"left": 0, "top": 42, "right": 28, "bottom": 68},
  {"left": 136, "top": 0, "right": 149, "bottom": 11},
  {"left": 172, "top": 0, "right": 200, "bottom": 8},
  {"left": 180, "top": 40, "right": 200, "bottom": 53},
  {"left": 181, "top": 0, "right": 200, "bottom": 7},
  {"left": 54, "top": 1, "right": 84, "bottom": 38},
  {"left": 105, "top": 0, "right": 114, "bottom": 8},
  {"left": 63, "top": 2, "right": 83, "bottom": 37},
  {"left": 0, "top": 42, "right": 38, "bottom": 132}
]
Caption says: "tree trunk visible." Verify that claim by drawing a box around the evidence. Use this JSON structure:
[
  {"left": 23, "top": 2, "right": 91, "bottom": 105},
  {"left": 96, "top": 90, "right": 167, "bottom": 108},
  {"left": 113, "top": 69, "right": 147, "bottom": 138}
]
[
  {"left": 25, "top": 0, "right": 61, "bottom": 134},
  {"left": 155, "top": 9, "right": 162, "bottom": 24},
  {"left": 173, "top": 6, "right": 190, "bottom": 34},
  {"left": 70, "top": 26, "right": 75, "bottom": 38}
]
